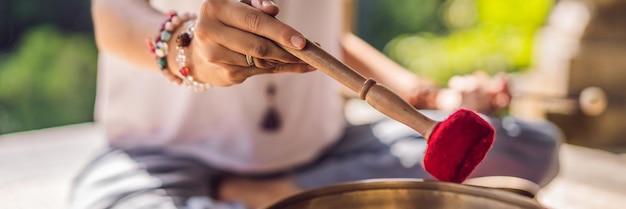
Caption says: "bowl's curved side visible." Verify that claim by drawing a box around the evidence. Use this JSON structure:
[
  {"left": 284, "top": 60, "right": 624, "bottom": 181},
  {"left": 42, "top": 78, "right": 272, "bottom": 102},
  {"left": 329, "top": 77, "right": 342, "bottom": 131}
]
[{"left": 263, "top": 179, "right": 543, "bottom": 209}]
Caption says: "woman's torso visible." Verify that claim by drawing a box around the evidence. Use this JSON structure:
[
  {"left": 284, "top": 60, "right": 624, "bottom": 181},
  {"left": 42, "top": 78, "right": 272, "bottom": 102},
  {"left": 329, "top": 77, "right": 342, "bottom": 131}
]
[{"left": 95, "top": 0, "right": 346, "bottom": 173}]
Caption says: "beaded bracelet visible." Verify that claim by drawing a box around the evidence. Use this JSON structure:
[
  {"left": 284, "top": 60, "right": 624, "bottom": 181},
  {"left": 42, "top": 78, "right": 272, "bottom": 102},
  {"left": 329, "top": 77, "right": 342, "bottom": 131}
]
[
  {"left": 145, "top": 12, "right": 209, "bottom": 91},
  {"left": 176, "top": 22, "right": 210, "bottom": 91},
  {"left": 145, "top": 12, "right": 177, "bottom": 71}
]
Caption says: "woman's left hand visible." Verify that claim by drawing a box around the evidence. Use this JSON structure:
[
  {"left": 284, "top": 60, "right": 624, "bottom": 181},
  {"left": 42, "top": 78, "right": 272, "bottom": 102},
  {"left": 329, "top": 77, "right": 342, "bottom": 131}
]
[
  {"left": 403, "top": 71, "right": 511, "bottom": 115},
  {"left": 402, "top": 77, "right": 440, "bottom": 110},
  {"left": 445, "top": 72, "right": 511, "bottom": 115}
]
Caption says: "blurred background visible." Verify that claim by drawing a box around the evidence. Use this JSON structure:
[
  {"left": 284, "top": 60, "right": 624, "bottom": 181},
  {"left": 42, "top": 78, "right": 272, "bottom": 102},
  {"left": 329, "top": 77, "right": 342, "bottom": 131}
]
[
  {"left": 0, "top": 0, "right": 554, "bottom": 134},
  {"left": 1, "top": 0, "right": 626, "bottom": 208},
  {"left": 0, "top": 0, "right": 96, "bottom": 134}
]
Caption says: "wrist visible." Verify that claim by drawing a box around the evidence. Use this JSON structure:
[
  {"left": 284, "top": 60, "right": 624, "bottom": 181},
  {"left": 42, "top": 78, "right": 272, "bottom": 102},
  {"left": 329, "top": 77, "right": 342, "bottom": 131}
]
[
  {"left": 402, "top": 77, "right": 439, "bottom": 110},
  {"left": 145, "top": 11, "right": 209, "bottom": 91},
  {"left": 173, "top": 20, "right": 211, "bottom": 91},
  {"left": 166, "top": 19, "right": 194, "bottom": 78},
  {"left": 411, "top": 87, "right": 440, "bottom": 110}
]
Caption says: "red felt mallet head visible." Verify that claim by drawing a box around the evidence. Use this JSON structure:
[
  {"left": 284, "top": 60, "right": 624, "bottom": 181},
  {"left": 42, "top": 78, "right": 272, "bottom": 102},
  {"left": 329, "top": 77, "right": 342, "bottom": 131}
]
[
  {"left": 423, "top": 109, "right": 495, "bottom": 183},
  {"left": 278, "top": 39, "right": 495, "bottom": 183}
]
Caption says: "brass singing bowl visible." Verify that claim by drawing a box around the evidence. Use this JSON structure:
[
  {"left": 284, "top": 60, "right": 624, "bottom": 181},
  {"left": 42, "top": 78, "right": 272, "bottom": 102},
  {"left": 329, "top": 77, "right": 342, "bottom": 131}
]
[{"left": 263, "top": 179, "right": 543, "bottom": 209}]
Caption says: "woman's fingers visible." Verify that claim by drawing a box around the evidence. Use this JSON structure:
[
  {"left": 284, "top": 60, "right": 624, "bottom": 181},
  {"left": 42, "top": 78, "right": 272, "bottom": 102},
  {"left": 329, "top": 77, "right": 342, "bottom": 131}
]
[
  {"left": 215, "top": 0, "right": 306, "bottom": 50},
  {"left": 193, "top": 40, "right": 248, "bottom": 67},
  {"left": 196, "top": 0, "right": 301, "bottom": 65},
  {"left": 209, "top": 24, "right": 301, "bottom": 63},
  {"left": 235, "top": 63, "right": 316, "bottom": 80},
  {"left": 249, "top": 0, "right": 279, "bottom": 17},
  {"left": 197, "top": 64, "right": 316, "bottom": 86},
  {"left": 193, "top": 31, "right": 300, "bottom": 69},
  {"left": 251, "top": 58, "right": 281, "bottom": 69},
  {"left": 447, "top": 71, "right": 512, "bottom": 114},
  {"left": 191, "top": 0, "right": 313, "bottom": 86},
  {"left": 491, "top": 73, "right": 511, "bottom": 108}
]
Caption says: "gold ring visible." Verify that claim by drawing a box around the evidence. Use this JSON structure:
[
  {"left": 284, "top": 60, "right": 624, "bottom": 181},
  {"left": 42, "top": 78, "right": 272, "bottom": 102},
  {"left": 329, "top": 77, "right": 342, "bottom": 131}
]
[{"left": 245, "top": 54, "right": 255, "bottom": 67}]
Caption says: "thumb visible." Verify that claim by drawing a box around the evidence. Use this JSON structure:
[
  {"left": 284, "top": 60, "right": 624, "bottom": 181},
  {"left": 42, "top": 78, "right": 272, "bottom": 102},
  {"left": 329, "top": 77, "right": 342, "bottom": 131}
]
[{"left": 251, "top": 0, "right": 279, "bottom": 17}]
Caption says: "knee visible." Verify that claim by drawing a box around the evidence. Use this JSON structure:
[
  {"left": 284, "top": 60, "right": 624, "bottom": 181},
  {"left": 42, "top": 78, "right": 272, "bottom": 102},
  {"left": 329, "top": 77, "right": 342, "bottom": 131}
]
[{"left": 471, "top": 116, "right": 564, "bottom": 186}]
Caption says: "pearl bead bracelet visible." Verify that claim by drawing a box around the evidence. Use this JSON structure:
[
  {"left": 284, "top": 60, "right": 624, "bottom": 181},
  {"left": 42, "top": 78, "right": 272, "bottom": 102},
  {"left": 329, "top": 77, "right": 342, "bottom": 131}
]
[{"left": 145, "top": 12, "right": 209, "bottom": 91}]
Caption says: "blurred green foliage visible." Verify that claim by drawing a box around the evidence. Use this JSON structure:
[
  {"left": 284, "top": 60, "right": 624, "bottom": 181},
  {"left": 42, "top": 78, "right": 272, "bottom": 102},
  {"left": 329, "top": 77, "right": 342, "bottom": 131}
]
[
  {"left": 0, "top": 26, "right": 97, "bottom": 134},
  {"left": 0, "top": 0, "right": 95, "bottom": 134},
  {"left": 0, "top": 0, "right": 93, "bottom": 50},
  {"left": 360, "top": 0, "right": 553, "bottom": 86},
  {"left": 356, "top": 0, "right": 447, "bottom": 50}
]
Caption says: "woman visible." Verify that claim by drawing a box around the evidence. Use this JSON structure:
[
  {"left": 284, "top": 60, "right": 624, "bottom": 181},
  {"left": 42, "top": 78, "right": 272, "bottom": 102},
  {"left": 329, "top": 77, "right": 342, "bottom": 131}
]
[{"left": 72, "top": 0, "right": 553, "bottom": 208}]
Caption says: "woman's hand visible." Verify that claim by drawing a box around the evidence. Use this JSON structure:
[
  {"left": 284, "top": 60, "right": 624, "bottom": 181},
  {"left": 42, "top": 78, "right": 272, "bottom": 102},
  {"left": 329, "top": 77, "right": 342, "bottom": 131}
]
[
  {"left": 438, "top": 72, "right": 511, "bottom": 115},
  {"left": 403, "top": 71, "right": 511, "bottom": 115},
  {"left": 181, "top": 0, "right": 315, "bottom": 86},
  {"left": 402, "top": 77, "right": 440, "bottom": 110}
]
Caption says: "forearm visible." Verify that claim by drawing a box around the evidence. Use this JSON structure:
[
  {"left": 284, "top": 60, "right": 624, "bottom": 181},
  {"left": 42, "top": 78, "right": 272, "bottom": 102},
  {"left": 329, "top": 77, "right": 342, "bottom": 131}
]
[
  {"left": 341, "top": 33, "right": 434, "bottom": 98},
  {"left": 91, "top": 0, "right": 165, "bottom": 70}
]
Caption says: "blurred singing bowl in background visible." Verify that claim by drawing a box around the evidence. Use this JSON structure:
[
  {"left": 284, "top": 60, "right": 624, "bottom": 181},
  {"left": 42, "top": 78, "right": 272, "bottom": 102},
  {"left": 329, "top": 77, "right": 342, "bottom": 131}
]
[{"left": 263, "top": 179, "right": 543, "bottom": 209}]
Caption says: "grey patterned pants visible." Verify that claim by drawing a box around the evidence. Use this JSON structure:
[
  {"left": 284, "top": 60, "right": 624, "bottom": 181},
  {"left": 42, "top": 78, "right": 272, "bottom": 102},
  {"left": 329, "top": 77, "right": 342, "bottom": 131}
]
[{"left": 69, "top": 115, "right": 561, "bottom": 209}]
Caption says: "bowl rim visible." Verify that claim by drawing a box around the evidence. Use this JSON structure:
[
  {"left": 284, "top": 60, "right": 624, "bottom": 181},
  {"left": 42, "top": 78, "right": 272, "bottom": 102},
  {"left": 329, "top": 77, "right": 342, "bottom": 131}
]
[{"left": 262, "top": 178, "right": 543, "bottom": 209}]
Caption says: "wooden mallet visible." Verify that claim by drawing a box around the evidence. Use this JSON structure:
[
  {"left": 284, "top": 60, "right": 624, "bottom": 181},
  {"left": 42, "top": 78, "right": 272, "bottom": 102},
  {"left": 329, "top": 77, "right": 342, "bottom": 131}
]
[{"left": 281, "top": 40, "right": 495, "bottom": 183}]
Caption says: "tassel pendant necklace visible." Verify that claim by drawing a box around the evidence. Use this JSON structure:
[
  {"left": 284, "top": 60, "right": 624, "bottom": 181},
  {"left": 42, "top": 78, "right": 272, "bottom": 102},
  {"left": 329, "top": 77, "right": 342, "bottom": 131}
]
[{"left": 261, "top": 82, "right": 282, "bottom": 132}]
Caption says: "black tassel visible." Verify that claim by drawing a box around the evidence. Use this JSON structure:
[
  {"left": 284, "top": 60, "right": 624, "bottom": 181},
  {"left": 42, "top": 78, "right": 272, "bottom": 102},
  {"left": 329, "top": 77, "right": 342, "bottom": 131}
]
[
  {"left": 261, "top": 83, "right": 281, "bottom": 131},
  {"left": 261, "top": 106, "right": 281, "bottom": 131}
]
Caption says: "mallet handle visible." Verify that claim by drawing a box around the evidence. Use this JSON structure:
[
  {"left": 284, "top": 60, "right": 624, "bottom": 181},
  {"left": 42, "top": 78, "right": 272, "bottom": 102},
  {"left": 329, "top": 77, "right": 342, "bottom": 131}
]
[{"left": 281, "top": 40, "right": 438, "bottom": 138}]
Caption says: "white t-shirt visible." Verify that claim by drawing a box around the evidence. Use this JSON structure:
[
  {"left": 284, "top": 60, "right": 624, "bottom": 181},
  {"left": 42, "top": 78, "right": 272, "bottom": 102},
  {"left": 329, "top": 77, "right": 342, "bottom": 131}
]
[{"left": 94, "top": 0, "right": 346, "bottom": 173}]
